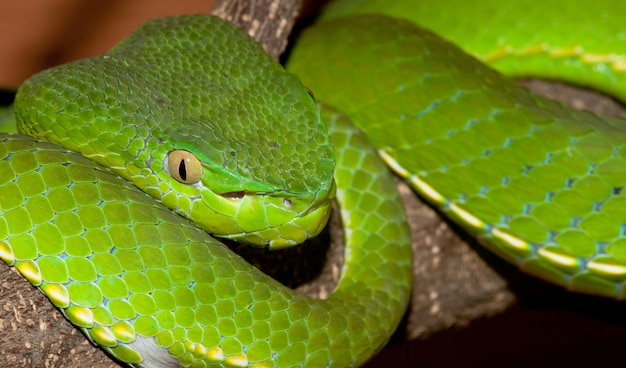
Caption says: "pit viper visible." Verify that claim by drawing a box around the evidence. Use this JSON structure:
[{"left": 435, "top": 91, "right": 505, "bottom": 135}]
[{"left": 2, "top": 0, "right": 626, "bottom": 367}]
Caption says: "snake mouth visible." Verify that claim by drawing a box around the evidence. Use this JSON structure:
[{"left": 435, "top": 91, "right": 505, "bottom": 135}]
[
  {"left": 219, "top": 195, "right": 333, "bottom": 249},
  {"left": 157, "top": 160, "right": 336, "bottom": 250},
  {"left": 189, "top": 180, "right": 336, "bottom": 249},
  {"left": 220, "top": 191, "right": 246, "bottom": 200},
  {"left": 220, "top": 192, "right": 296, "bottom": 208}
]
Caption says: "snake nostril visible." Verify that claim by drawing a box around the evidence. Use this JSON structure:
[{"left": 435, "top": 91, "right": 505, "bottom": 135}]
[
  {"left": 221, "top": 191, "right": 245, "bottom": 200},
  {"left": 282, "top": 198, "right": 293, "bottom": 208}
]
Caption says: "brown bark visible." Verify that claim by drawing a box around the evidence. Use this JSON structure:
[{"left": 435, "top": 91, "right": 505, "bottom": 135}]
[{"left": 211, "top": 0, "right": 303, "bottom": 61}]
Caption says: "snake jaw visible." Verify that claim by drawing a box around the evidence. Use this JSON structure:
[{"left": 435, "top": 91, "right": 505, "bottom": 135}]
[
  {"left": 152, "top": 151, "right": 336, "bottom": 248},
  {"left": 186, "top": 180, "right": 336, "bottom": 248}
]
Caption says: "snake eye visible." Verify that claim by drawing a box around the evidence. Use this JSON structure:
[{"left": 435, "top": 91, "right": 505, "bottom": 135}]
[{"left": 167, "top": 150, "right": 203, "bottom": 184}]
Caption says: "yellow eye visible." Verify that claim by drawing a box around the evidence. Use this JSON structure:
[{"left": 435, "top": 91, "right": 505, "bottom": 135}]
[{"left": 167, "top": 150, "right": 203, "bottom": 184}]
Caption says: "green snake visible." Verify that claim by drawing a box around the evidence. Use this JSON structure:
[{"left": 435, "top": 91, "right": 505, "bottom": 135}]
[{"left": 3, "top": 0, "right": 626, "bottom": 366}]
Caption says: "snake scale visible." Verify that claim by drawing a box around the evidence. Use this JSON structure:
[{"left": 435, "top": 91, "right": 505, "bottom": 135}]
[{"left": 2, "top": 0, "right": 626, "bottom": 366}]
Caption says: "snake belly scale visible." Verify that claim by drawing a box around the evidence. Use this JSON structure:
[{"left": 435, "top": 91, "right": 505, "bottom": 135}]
[{"left": 3, "top": 0, "right": 626, "bottom": 367}]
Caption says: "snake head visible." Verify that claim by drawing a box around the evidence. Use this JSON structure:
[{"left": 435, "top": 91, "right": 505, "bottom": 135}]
[
  {"left": 153, "top": 95, "right": 337, "bottom": 249},
  {"left": 160, "top": 145, "right": 336, "bottom": 249},
  {"left": 14, "top": 15, "right": 336, "bottom": 249}
]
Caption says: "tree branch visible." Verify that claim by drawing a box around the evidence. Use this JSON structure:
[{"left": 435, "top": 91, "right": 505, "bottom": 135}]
[{"left": 211, "top": 0, "right": 302, "bottom": 61}]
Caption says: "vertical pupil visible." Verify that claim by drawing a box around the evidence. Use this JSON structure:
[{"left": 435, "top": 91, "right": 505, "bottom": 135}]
[{"left": 178, "top": 160, "right": 187, "bottom": 181}]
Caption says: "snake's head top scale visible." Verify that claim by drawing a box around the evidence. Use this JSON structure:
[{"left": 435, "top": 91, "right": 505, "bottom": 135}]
[{"left": 14, "top": 15, "right": 336, "bottom": 249}]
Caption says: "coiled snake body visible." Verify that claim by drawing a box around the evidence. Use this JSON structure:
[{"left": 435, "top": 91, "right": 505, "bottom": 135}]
[{"left": 3, "top": 0, "right": 626, "bottom": 367}]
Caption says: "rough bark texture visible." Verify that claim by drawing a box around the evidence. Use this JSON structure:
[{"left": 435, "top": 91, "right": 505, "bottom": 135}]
[
  {"left": 0, "top": 267, "right": 119, "bottom": 367},
  {"left": 212, "top": 0, "right": 302, "bottom": 61}
]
